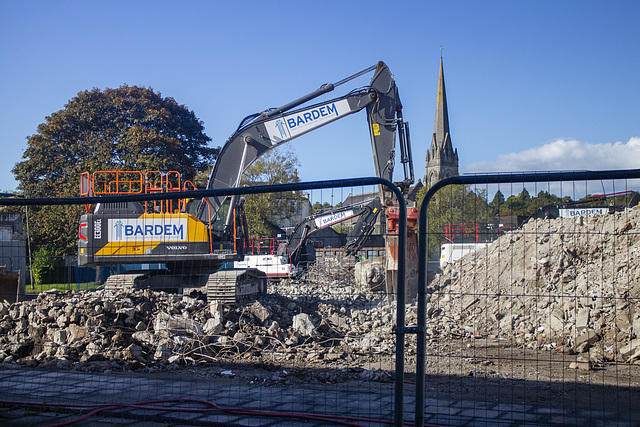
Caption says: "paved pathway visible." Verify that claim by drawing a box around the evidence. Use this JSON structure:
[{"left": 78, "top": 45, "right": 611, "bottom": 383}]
[{"left": 0, "top": 366, "right": 637, "bottom": 426}]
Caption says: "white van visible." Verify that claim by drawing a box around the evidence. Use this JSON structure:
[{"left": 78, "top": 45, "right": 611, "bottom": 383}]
[{"left": 440, "top": 242, "right": 489, "bottom": 268}]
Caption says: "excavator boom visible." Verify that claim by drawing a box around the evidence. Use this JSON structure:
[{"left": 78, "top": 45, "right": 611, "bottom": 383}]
[{"left": 197, "top": 62, "right": 404, "bottom": 231}]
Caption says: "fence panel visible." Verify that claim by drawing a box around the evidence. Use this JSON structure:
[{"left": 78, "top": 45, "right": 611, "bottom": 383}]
[
  {"left": 416, "top": 170, "right": 640, "bottom": 426},
  {"left": 6, "top": 170, "right": 640, "bottom": 426},
  {"left": 0, "top": 178, "right": 410, "bottom": 426}
]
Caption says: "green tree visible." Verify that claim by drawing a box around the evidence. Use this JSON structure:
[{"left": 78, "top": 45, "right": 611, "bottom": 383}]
[
  {"left": 503, "top": 194, "right": 525, "bottom": 216},
  {"left": 497, "top": 188, "right": 572, "bottom": 217},
  {"left": 30, "top": 246, "right": 61, "bottom": 285},
  {"left": 532, "top": 190, "right": 564, "bottom": 212},
  {"left": 417, "top": 184, "right": 492, "bottom": 256},
  {"left": 491, "top": 189, "right": 505, "bottom": 211},
  {"left": 12, "top": 85, "right": 217, "bottom": 253},
  {"left": 311, "top": 201, "right": 333, "bottom": 214},
  {"left": 240, "top": 147, "right": 304, "bottom": 237},
  {"left": 536, "top": 190, "right": 559, "bottom": 205}
]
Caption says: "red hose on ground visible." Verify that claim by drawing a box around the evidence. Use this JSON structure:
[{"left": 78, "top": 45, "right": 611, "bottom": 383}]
[{"left": 0, "top": 398, "right": 447, "bottom": 427}]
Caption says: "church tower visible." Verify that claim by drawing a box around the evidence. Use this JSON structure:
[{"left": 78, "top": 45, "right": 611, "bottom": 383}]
[{"left": 425, "top": 57, "right": 459, "bottom": 186}]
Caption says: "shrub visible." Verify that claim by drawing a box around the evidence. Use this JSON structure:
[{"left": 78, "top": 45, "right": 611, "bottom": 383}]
[{"left": 31, "top": 247, "right": 61, "bottom": 285}]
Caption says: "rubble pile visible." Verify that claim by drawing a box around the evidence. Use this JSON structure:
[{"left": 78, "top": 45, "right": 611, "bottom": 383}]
[
  {"left": 425, "top": 205, "right": 640, "bottom": 365},
  {"left": 2, "top": 207, "right": 639, "bottom": 375},
  {"left": 0, "top": 262, "right": 396, "bottom": 375}
]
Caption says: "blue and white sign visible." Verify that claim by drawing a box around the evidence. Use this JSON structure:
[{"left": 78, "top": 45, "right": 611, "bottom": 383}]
[
  {"left": 559, "top": 208, "right": 607, "bottom": 218},
  {"left": 314, "top": 210, "right": 355, "bottom": 228},
  {"left": 108, "top": 218, "right": 187, "bottom": 242},
  {"left": 265, "top": 99, "right": 352, "bottom": 144}
]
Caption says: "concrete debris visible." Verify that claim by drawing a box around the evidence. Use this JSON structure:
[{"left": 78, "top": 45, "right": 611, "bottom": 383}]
[
  {"left": 427, "top": 205, "right": 640, "bottom": 364},
  {"left": 2, "top": 207, "right": 638, "bottom": 377},
  {"left": 292, "top": 313, "right": 317, "bottom": 337},
  {"left": 354, "top": 257, "right": 385, "bottom": 291},
  {"left": 0, "top": 261, "right": 394, "bottom": 381}
]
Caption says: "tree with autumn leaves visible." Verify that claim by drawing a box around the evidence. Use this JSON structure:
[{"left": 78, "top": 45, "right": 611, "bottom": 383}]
[{"left": 12, "top": 85, "right": 217, "bottom": 254}]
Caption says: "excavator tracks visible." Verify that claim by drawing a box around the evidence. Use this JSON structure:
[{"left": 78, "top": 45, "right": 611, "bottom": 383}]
[
  {"left": 102, "top": 269, "right": 266, "bottom": 304},
  {"left": 206, "top": 269, "right": 267, "bottom": 304},
  {"left": 103, "top": 274, "right": 145, "bottom": 292}
]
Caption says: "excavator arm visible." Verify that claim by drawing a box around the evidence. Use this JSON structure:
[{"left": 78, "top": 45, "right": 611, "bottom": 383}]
[
  {"left": 281, "top": 198, "right": 382, "bottom": 267},
  {"left": 196, "top": 61, "right": 409, "bottom": 234},
  {"left": 343, "top": 198, "right": 383, "bottom": 256}
]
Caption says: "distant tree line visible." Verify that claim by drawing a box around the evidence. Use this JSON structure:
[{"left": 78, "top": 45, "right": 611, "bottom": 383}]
[
  {"left": 415, "top": 184, "right": 629, "bottom": 256},
  {"left": 490, "top": 189, "right": 571, "bottom": 216}
]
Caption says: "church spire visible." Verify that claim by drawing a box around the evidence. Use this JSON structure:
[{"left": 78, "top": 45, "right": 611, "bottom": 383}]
[
  {"left": 425, "top": 56, "right": 459, "bottom": 186},
  {"left": 433, "top": 57, "right": 450, "bottom": 148}
]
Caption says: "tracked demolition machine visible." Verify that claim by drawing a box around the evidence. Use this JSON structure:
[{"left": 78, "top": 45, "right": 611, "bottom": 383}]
[{"left": 78, "top": 61, "right": 413, "bottom": 302}]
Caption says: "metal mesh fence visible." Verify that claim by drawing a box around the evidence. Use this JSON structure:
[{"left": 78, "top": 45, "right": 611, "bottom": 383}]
[
  {"left": 416, "top": 171, "right": 640, "bottom": 426},
  {"left": 3, "top": 171, "right": 640, "bottom": 426},
  {"left": 0, "top": 181, "right": 408, "bottom": 426}
]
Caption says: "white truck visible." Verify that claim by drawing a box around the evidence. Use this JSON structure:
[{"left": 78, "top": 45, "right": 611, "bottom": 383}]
[
  {"left": 234, "top": 254, "right": 302, "bottom": 279},
  {"left": 440, "top": 242, "right": 490, "bottom": 268}
]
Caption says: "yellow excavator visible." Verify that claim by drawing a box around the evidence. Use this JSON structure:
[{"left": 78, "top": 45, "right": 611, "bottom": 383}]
[{"left": 78, "top": 61, "right": 413, "bottom": 302}]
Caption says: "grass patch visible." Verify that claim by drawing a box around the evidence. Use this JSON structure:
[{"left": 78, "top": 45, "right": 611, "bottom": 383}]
[{"left": 25, "top": 282, "right": 100, "bottom": 294}]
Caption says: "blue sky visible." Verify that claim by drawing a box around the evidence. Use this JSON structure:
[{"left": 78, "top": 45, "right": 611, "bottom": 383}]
[{"left": 1, "top": 1, "right": 639, "bottom": 194}]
